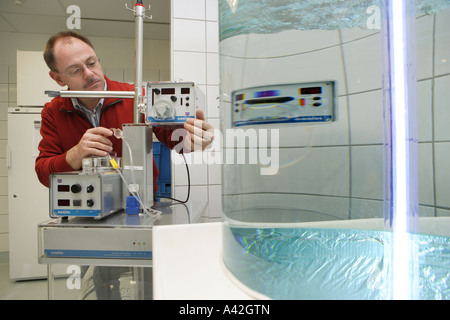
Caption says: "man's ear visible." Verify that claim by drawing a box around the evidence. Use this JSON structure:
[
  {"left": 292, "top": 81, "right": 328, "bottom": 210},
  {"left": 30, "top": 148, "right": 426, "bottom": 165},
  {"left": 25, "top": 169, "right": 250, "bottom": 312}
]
[{"left": 49, "top": 70, "right": 66, "bottom": 87}]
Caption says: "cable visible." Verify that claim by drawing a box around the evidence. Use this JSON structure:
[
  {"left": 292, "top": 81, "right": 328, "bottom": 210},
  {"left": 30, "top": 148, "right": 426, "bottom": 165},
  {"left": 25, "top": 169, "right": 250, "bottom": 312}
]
[{"left": 154, "top": 152, "right": 190, "bottom": 204}]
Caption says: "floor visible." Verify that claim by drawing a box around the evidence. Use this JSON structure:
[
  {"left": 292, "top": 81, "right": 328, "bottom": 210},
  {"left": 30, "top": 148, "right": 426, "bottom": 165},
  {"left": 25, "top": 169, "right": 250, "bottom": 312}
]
[
  {"left": 1, "top": 261, "right": 152, "bottom": 300},
  {"left": 0, "top": 262, "right": 49, "bottom": 300}
]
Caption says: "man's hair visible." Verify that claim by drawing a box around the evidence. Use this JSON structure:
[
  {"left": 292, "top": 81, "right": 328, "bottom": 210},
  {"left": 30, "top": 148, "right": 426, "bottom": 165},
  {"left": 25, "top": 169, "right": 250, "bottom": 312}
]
[{"left": 43, "top": 31, "right": 94, "bottom": 71}]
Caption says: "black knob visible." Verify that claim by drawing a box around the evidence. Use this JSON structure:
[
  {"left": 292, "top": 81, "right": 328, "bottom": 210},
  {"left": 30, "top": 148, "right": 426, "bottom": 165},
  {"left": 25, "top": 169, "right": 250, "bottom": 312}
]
[
  {"left": 71, "top": 184, "right": 82, "bottom": 193},
  {"left": 170, "top": 95, "right": 177, "bottom": 102},
  {"left": 153, "top": 88, "right": 161, "bottom": 94},
  {"left": 86, "top": 199, "right": 94, "bottom": 207},
  {"left": 86, "top": 185, "right": 94, "bottom": 193}
]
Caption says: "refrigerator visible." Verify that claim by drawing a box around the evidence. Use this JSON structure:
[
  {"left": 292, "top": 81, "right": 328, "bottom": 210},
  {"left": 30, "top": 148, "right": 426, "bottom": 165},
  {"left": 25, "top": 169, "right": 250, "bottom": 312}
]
[
  {"left": 7, "top": 107, "right": 49, "bottom": 280},
  {"left": 7, "top": 51, "right": 64, "bottom": 280}
]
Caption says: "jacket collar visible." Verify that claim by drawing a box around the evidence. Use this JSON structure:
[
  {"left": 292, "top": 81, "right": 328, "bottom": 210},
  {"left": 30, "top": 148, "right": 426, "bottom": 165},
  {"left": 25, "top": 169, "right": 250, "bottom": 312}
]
[{"left": 59, "top": 76, "right": 124, "bottom": 112}]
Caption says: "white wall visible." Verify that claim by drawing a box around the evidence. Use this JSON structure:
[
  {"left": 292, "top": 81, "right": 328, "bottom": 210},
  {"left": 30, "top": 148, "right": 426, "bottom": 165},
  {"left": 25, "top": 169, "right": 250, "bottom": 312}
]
[{"left": 170, "top": 0, "right": 221, "bottom": 218}]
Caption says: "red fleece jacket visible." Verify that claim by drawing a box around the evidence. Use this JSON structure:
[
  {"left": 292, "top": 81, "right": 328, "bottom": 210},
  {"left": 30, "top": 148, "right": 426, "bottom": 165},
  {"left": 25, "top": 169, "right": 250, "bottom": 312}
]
[{"left": 35, "top": 76, "right": 181, "bottom": 192}]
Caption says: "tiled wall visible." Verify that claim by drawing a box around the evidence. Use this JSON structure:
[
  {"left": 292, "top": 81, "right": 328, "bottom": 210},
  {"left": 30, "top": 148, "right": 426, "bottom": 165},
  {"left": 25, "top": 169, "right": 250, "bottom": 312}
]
[
  {"left": 0, "top": 65, "right": 15, "bottom": 252},
  {"left": 171, "top": 0, "right": 222, "bottom": 218}
]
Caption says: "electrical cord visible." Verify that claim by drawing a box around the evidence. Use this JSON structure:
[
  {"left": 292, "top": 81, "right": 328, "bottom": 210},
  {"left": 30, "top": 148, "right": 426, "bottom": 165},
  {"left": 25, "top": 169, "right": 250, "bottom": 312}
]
[
  {"left": 154, "top": 152, "right": 190, "bottom": 204},
  {"left": 110, "top": 127, "right": 191, "bottom": 207}
]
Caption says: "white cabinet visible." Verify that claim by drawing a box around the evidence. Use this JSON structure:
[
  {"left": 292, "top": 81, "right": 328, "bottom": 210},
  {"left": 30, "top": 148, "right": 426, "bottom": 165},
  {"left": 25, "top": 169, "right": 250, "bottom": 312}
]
[{"left": 7, "top": 108, "right": 49, "bottom": 280}]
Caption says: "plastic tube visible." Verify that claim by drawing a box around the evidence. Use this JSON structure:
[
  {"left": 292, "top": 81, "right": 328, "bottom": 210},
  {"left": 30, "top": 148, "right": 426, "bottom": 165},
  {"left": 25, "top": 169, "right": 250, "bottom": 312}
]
[{"left": 109, "top": 128, "right": 160, "bottom": 218}]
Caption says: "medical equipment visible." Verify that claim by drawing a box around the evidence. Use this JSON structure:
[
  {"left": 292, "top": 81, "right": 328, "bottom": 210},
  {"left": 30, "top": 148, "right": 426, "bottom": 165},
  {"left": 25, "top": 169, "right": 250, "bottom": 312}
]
[
  {"left": 146, "top": 81, "right": 196, "bottom": 124},
  {"left": 50, "top": 155, "right": 122, "bottom": 219},
  {"left": 232, "top": 81, "right": 335, "bottom": 127},
  {"left": 45, "top": 1, "right": 195, "bottom": 219}
]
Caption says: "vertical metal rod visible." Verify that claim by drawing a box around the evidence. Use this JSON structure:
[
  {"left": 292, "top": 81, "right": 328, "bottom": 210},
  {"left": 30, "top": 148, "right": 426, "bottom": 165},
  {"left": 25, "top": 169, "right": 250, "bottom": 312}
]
[{"left": 134, "top": 1, "right": 145, "bottom": 123}]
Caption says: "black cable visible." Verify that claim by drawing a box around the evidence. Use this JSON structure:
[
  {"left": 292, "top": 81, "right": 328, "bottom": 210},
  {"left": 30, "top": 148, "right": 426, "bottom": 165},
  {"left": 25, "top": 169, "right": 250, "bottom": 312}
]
[{"left": 154, "top": 153, "right": 190, "bottom": 204}]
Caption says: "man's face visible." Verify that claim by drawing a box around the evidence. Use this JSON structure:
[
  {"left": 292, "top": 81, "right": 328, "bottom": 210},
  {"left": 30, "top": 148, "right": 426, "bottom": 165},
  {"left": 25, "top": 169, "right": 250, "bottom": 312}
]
[{"left": 50, "top": 36, "right": 105, "bottom": 91}]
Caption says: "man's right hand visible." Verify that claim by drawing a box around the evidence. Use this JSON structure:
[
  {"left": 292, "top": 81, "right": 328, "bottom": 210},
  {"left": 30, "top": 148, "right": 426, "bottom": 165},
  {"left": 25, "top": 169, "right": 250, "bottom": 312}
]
[{"left": 66, "top": 127, "right": 113, "bottom": 170}]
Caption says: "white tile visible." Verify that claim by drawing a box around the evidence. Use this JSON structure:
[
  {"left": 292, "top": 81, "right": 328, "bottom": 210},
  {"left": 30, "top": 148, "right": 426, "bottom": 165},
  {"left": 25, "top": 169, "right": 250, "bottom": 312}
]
[
  {"left": 206, "top": 21, "right": 219, "bottom": 53},
  {"left": 0, "top": 177, "right": 7, "bottom": 196},
  {"left": 0, "top": 102, "right": 7, "bottom": 121},
  {"left": 0, "top": 159, "right": 6, "bottom": 177},
  {"left": 434, "top": 142, "right": 450, "bottom": 207},
  {"left": 207, "top": 162, "right": 222, "bottom": 185},
  {"left": 124, "top": 69, "right": 134, "bottom": 83},
  {"left": 0, "top": 196, "right": 7, "bottom": 214},
  {"left": 0, "top": 141, "right": 6, "bottom": 158},
  {"left": 0, "top": 234, "right": 8, "bottom": 252},
  {"left": 437, "top": 208, "right": 450, "bottom": 217},
  {"left": 343, "top": 33, "right": 382, "bottom": 94},
  {"left": 0, "top": 215, "right": 7, "bottom": 233},
  {"left": 143, "top": 69, "right": 160, "bottom": 82},
  {"left": 207, "top": 184, "right": 222, "bottom": 218},
  {"left": 206, "top": 85, "right": 220, "bottom": 118},
  {"left": 230, "top": 146, "right": 349, "bottom": 198},
  {"left": 270, "top": 95, "right": 349, "bottom": 148},
  {"left": 173, "top": 19, "right": 206, "bottom": 52},
  {"left": 433, "top": 75, "right": 450, "bottom": 141},
  {"left": 173, "top": 151, "right": 208, "bottom": 186},
  {"left": 340, "top": 28, "right": 379, "bottom": 43},
  {"left": 173, "top": 0, "right": 205, "bottom": 20},
  {"left": 351, "top": 145, "right": 383, "bottom": 200},
  {"left": 350, "top": 198, "right": 383, "bottom": 219},
  {"left": 0, "top": 121, "right": 6, "bottom": 140},
  {"left": 160, "top": 69, "right": 171, "bottom": 81},
  {"left": 417, "top": 80, "right": 432, "bottom": 142},
  {"left": 8, "top": 65, "right": 16, "bottom": 84},
  {"left": 8, "top": 84, "right": 16, "bottom": 103},
  {"left": 174, "top": 185, "right": 208, "bottom": 203},
  {"left": 206, "top": 0, "right": 218, "bottom": 21},
  {"left": 206, "top": 53, "right": 219, "bottom": 85},
  {"left": 195, "top": 85, "right": 207, "bottom": 116},
  {"left": 0, "top": 65, "right": 8, "bottom": 83},
  {"left": 435, "top": 9, "right": 450, "bottom": 76},
  {"left": 222, "top": 46, "right": 346, "bottom": 96},
  {"left": 0, "top": 84, "right": 8, "bottom": 102},
  {"left": 173, "top": 52, "right": 206, "bottom": 85},
  {"left": 415, "top": 14, "right": 434, "bottom": 80},
  {"left": 349, "top": 90, "right": 383, "bottom": 145},
  {"left": 418, "top": 143, "right": 434, "bottom": 206},
  {"left": 232, "top": 29, "right": 339, "bottom": 59},
  {"left": 104, "top": 68, "right": 123, "bottom": 82}
]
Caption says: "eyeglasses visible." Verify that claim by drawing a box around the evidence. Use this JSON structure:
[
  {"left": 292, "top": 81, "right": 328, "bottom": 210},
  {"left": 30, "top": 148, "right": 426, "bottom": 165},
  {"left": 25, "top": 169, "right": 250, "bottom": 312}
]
[{"left": 56, "top": 58, "right": 101, "bottom": 77}]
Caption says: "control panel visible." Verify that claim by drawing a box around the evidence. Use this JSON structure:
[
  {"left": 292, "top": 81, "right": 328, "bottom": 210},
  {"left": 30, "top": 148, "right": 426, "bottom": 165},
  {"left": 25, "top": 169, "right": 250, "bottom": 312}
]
[
  {"left": 232, "top": 81, "right": 335, "bottom": 127},
  {"left": 50, "top": 171, "right": 122, "bottom": 219},
  {"left": 146, "top": 81, "right": 196, "bottom": 124}
]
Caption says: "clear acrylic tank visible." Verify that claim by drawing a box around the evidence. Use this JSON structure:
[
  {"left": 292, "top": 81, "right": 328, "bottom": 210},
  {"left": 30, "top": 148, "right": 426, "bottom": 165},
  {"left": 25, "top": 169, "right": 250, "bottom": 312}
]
[{"left": 219, "top": 0, "right": 450, "bottom": 299}]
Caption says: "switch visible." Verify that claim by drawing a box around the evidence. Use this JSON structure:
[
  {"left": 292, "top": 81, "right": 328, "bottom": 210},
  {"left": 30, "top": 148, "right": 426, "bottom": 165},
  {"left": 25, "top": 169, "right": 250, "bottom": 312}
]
[
  {"left": 71, "top": 184, "right": 82, "bottom": 193},
  {"left": 73, "top": 199, "right": 82, "bottom": 207}
]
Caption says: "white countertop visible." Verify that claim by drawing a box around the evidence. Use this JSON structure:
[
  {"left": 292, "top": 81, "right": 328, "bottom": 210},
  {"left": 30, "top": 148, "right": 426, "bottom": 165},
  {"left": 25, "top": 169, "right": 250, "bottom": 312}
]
[{"left": 152, "top": 222, "right": 255, "bottom": 300}]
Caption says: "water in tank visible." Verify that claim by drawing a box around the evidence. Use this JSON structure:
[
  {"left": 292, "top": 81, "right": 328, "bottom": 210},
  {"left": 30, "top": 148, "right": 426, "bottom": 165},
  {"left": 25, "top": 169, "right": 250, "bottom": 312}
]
[{"left": 219, "top": 0, "right": 450, "bottom": 299}]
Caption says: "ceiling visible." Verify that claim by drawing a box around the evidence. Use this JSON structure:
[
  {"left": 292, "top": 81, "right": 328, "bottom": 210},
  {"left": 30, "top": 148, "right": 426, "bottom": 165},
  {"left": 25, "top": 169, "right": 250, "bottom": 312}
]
[{"left": 0, "top": 0, "right": 170, "bottom": 40}]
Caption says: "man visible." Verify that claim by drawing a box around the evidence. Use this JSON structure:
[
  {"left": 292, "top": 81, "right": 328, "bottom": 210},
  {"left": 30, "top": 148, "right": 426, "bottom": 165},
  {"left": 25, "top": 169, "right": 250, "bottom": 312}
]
[{"left": 36, "top": 31, "right": 214, "bottom": 192}]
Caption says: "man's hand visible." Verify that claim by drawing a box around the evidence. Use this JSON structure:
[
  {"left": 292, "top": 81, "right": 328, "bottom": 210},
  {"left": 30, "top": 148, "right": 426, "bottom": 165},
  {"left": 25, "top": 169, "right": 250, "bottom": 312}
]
[
  {"left": 66, "top": 127, "right": 113, "bottom": 170},
  {"left": 183, "top": 109, "right": 215, "bottom": 152}
]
